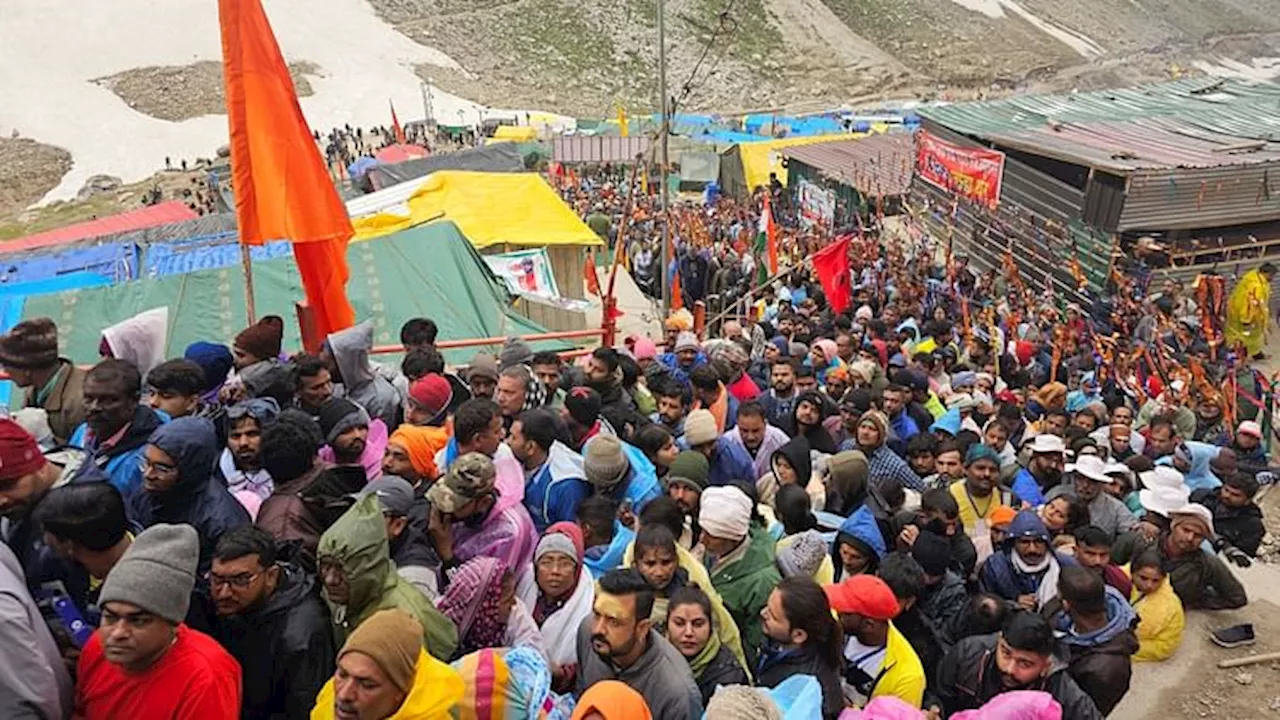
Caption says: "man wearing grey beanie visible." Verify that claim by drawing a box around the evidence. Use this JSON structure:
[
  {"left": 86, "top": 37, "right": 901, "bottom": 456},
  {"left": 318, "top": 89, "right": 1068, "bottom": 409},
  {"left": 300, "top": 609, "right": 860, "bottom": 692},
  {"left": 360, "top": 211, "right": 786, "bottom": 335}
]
[{"left": 76, "top": 523, "right": 242, "bottom": 718}]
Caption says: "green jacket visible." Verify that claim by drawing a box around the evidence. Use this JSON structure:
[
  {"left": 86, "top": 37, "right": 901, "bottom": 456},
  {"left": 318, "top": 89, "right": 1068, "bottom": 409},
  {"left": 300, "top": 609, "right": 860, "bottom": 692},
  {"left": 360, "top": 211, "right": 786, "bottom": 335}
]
[
  {"left": 317, "top": 495, "right": 458, "bottom": 660},
  {"left": 710, "top": 526, "right": 781, "bottom": 666}
]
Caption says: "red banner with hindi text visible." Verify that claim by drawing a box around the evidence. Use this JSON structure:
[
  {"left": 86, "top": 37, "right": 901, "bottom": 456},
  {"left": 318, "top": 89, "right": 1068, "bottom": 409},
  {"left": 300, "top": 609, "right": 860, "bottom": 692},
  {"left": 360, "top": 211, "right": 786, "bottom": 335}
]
[{"left": 916, "top": 130, "right": 1005, "bottom": 208}]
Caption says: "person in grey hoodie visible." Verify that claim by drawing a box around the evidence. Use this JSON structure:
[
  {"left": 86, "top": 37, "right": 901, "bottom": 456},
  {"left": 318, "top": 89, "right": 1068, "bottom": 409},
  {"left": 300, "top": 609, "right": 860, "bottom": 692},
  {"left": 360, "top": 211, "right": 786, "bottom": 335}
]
[
  {"left": 0, "top": 540, "right": 73, "bottom": 720},
  {"left": 321, "top": 320, "right": 400, "bottom": 430}
]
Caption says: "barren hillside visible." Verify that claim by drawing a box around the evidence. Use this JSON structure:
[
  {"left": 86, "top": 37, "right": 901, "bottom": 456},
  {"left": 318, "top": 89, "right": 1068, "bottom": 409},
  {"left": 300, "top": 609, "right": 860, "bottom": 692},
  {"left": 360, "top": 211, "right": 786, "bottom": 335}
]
[{"left": 374, "top": 0, "right": 1280, "bottom": 115}]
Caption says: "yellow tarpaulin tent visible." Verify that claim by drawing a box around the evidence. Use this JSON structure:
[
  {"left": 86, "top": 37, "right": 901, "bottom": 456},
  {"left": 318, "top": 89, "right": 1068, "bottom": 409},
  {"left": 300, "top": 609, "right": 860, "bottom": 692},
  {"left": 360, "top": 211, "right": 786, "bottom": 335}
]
[
  {"left": 489, "top": 125, "right": 539, "bottom": 143},
  {"left": 737, "top": 133, "right": 863, "bottom": 190},
  {"left": 351, "top": 171, "right": 603, "bottom": 248}
]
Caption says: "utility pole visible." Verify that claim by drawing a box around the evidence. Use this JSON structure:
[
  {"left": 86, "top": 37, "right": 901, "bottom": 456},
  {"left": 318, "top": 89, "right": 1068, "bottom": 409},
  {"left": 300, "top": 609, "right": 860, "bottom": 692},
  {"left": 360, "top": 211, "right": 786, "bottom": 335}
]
[
  {"left": 657, "top": 0, "right": 672, "bottom": 317},
  {"left": 420, "top": 80, "right": 435, "bottom": 127}
]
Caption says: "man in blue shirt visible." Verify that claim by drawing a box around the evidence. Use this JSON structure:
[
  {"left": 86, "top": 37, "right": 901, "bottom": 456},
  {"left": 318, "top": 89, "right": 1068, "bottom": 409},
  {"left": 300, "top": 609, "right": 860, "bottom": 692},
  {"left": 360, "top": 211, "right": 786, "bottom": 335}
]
[
  {"left": 881, "top": 383, "right": 919, "bottom": 458},
  {"left": 682, "top": 409, "right": 756, "bottom": 487},
  {"left": 1011, "top": 434, "right": 1066, "bottom": 507},
  {"left": 510, "top": 408, "right": 589, "bottom": 532}
]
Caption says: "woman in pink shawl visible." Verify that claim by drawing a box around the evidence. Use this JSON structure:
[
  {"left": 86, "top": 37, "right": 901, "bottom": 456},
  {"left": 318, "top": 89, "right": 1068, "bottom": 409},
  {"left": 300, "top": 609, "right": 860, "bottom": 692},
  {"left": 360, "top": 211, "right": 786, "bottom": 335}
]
[{"left": 437, "top": 557, "right": 547, "bottom": 660}]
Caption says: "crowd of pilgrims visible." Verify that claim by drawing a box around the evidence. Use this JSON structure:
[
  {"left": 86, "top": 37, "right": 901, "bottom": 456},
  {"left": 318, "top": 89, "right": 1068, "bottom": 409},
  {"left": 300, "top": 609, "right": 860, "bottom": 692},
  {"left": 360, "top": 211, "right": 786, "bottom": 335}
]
[{"left": 0, "top": 245, "right": 1271, "bottom": 720}]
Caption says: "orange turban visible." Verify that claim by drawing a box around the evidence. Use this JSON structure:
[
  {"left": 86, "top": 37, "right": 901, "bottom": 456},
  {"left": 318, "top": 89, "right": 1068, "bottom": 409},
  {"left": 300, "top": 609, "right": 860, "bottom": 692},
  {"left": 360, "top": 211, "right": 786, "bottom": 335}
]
[{"left": 388, "top": 425, "right": 449, "bottom": 480}]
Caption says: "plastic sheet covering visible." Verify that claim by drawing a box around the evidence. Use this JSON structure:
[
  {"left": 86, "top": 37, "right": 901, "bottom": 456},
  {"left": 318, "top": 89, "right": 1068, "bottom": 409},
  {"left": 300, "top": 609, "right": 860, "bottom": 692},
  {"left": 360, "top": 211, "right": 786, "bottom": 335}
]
[
  {"left": 18, "top": 222, "right": 567, "bottom": 367},
  {"left": 680, "top": 152, "right": 721, "bottom": 184},
  {"left": 349, "top": 171, "right": 603, "bottom": 248},
  {"left": 143, "top": 239, "right": 294, "bottom": 278},
  {"left": 370, "top": 144, "right": 525, "bottom": 187},
  {"left": 0, "top": 243, "right": 139, "bottom": 285},
  {"left": 490, "top": 126, "right": 538, "bottom": 142},
  {"left": 734, "top": 134, "right": 859, "bottom": 190},
  {"left": 0, "top": 272, "right": 114, "bottom": 406}
]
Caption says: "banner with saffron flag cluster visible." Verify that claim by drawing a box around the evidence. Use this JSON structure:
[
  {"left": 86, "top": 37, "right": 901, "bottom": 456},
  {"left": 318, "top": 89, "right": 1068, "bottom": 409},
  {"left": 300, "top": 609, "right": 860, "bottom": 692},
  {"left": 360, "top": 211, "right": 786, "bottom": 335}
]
[
  {"left": 219, "top": 0, "right": 355, "bottom": 338},
  {"left": 812, "top": 235, "right": 853, "bottom": 315}
]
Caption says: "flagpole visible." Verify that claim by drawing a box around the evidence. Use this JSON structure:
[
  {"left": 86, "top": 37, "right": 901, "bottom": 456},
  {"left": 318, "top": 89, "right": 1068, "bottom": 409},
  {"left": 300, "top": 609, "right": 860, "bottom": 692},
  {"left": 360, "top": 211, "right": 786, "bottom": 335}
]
[
  {"left": 241, "top": 244, "right": 257, "bottom": 325},
  {"left": 657, "top": 0, "right": 672, "bottom": 318}
]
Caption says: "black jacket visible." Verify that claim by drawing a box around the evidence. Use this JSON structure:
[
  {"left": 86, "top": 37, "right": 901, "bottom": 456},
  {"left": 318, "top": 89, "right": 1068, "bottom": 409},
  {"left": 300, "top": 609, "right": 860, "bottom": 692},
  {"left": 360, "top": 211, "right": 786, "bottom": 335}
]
[
  {"left": 127, "top": 417, "right": 251, "bottom": 574},
  {"left": 1, "top": 448, "right": 105, "bottom": 614},
  {"left": 770, "top": 435, "right": 812, "bottom": 481},
  {"left": 934, "top": 633, "right": 1102, "bottom": 719},
  {"left": 695, "top": 644, "right": 750, "bottom": 706},
  {"left": 212, "top": 563, "right": 335, "bottom": 720},
  {"left": 756, "top": 644, "right": 844, "bottom": 720},
  {"left": 1191, "top": 489, "right": 1265, "bottom": 557},
  {"left": 918, "top": 570, "right": 969, "bottom": 646}
]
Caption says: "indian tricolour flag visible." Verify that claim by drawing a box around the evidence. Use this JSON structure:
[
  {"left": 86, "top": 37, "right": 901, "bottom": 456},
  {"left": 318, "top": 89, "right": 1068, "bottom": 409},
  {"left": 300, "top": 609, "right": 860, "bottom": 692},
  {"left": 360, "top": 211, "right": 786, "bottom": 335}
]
[{"left": 755, "top": 192, "right": 778, "bottom": 285}]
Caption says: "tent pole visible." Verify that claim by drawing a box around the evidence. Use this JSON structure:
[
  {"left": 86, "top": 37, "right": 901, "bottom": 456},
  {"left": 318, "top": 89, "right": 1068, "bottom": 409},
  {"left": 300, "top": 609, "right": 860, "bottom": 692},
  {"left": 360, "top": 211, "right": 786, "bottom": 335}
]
[
  {"left": 241, "top": 244, "right": 257, "bottom": 326},
  {"left": 657, "top": 0, "right": 671, "bottom": 319}
]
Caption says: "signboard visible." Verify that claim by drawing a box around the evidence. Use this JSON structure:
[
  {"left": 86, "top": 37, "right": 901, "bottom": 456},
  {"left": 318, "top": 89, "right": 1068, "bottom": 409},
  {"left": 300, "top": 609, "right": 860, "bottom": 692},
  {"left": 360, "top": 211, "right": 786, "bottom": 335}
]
[
  {"left": 916, "top": 130, "right": 1005, "bottom": 208},
  {"left": 483, "top": 248, "right": 561, "bottom": 299},
  {"left": 796, "top": 178, "right": 835, "bottom": 229}
]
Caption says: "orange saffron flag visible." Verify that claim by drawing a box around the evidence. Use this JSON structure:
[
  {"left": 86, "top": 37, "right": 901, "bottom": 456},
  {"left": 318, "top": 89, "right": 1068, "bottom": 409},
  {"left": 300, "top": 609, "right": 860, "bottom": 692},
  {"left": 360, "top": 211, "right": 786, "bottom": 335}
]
[{"left": 219, "top": 0, "right": 355, "bottom": 336}]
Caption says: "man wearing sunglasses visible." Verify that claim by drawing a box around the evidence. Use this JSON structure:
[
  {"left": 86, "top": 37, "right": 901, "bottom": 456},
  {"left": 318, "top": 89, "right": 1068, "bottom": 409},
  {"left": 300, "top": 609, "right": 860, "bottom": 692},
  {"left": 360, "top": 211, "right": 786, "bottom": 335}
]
[{"left": 210, "top": 525, "right": 334, "bottom": 720}]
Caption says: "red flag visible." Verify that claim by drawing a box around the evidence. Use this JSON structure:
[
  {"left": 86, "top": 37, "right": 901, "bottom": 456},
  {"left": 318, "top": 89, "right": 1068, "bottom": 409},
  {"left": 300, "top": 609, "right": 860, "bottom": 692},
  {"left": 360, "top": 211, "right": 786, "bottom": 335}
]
[
  {"left": 219, "top": 0, "right": 355, "bottom": 337},
  {"left": 390, "top": 100, "right": 406, "bottom": 145},
  {"left": 813, "top": 235, "right": 853, "bottom": 315}
]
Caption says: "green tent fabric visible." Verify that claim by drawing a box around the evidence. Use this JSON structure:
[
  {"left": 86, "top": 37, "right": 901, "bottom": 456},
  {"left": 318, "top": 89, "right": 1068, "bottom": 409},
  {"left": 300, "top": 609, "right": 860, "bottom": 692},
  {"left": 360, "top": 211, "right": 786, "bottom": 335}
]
[{"left": 23, "top": 221, "right": 570, "bottom": 367}]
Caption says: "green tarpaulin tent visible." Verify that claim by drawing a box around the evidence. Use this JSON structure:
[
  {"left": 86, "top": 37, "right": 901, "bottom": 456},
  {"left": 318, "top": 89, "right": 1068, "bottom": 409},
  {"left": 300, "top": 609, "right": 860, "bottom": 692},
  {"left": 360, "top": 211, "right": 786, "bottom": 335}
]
[{"left": 23, "top": 221, "right": 570, "bottom": 367}]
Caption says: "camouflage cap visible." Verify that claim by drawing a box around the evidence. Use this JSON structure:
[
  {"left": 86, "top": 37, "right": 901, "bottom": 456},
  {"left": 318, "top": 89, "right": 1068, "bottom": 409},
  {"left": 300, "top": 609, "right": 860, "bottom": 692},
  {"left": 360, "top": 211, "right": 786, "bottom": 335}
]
[{"left": 427, "top": 452, "right": 497, "bottom": 513}]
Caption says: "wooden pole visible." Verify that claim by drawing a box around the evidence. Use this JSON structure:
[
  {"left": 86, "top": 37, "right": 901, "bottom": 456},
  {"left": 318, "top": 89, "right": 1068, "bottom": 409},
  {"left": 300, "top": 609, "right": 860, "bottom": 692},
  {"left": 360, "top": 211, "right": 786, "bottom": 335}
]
[
  {"left": 241, "top": 244, "right": 257, "bottom": 326},
  {"left": 1217, "top": 651, "right": 1280, "bottom": 669}
]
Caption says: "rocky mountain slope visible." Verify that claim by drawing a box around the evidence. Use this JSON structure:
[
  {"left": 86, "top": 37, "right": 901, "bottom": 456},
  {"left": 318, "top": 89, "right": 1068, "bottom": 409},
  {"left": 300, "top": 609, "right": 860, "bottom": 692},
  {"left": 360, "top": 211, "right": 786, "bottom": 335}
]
[{"left": 375, "top": 0, "right": 1280, "bottom": 116}]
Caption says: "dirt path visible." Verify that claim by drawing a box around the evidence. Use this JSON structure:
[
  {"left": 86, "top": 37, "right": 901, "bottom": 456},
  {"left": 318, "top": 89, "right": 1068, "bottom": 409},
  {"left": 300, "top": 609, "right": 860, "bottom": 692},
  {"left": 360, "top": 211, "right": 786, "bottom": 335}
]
[{"left": 765, "top": 0, "right": 907, "bottom": 75}]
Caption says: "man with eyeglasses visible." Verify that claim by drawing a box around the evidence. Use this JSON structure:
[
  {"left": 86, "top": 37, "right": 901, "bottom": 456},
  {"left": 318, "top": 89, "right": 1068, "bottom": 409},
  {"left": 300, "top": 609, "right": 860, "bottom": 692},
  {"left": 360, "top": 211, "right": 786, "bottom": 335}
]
[
  {"left": 75, "top": 523, "right": 242, "bottom": 719},
  {"left": 210, "top": 526, "right": 334, "bottom": 720},
  {"left": 130, "top": 416, "right": 250, "bottom": 575}
]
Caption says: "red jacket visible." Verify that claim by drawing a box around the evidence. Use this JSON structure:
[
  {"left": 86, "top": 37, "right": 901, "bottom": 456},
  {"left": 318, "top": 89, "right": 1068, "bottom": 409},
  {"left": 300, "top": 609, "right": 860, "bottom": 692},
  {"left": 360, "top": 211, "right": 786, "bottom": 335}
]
[{"left": 75, "top": 624, "right": 241, "bottom": 720}]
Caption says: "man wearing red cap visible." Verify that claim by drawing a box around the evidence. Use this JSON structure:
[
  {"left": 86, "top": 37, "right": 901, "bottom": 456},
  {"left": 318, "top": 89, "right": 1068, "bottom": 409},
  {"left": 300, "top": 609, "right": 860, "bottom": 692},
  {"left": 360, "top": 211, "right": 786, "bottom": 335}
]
[
  {"left": 824, "top": 574, "right": 925, "bottom": 709},
  {"left": 0, "top": 418, "right": 105, "bottom": 612}
]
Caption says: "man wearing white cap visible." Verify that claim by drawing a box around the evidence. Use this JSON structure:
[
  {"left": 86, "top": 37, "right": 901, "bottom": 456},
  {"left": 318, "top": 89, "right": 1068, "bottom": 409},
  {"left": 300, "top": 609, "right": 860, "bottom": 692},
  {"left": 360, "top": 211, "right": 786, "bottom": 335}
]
[
  {"left": 1010, "top": 434, "right": 1066, "bottom": 507},
  {"left": 700, "top": 485, "right": 779, "bottom": 664},
  {"left": 1045, "top": 455, "right": 1138, "bottom": 540}
]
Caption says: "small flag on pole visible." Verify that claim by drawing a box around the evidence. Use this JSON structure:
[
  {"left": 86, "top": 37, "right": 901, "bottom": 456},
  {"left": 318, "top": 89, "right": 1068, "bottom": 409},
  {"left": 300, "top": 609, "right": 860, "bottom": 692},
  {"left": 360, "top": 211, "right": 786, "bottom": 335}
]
[{"left": 390, "top": 100, "right": 407, "bottom": 145}]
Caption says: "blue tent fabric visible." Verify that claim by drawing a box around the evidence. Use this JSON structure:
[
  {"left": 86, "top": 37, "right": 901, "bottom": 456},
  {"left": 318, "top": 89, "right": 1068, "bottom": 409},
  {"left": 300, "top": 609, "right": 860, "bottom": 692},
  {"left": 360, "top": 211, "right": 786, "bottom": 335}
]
[
  {"left": 145, "top": 239, "right": 293, "bottom": 277},
  {"left": 0, "top": 271, "right": 113, "bottom": 405},
  {"left": 0, "top": 243, "right": 137, "bottom": 285}
]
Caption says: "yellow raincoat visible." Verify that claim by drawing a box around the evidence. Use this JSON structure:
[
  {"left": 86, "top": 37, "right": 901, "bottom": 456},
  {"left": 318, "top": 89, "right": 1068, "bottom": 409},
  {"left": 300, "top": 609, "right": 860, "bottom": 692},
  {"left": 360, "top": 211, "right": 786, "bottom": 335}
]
[
  {"left": 1123, "top": 564, "right": 1185, "bottom": 662},
  {"left": 311, "top": 648, "right": 464, "bottom": 720},
  {"left": 1225, "top": 268, "right": 1271, "bottom": 356}
]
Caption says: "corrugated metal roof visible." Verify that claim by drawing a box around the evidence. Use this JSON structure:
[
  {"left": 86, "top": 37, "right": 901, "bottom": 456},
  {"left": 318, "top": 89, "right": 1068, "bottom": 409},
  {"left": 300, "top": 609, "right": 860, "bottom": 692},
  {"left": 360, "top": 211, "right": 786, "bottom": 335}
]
[
  {"left": 920, "top": 79, "right": 1280, "bottom": 134},
  {"left": 2, "top": 201, "right": 199, "bottom": 256},
  {"left": 918, "top": 79, "right": 1280, "bottom": 173},
  {"left": 986, "top": 120, "right": 1280, "bottom": 172},
  {"left": 781, "top": 134, "right": 913, "bottom": 196}
]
